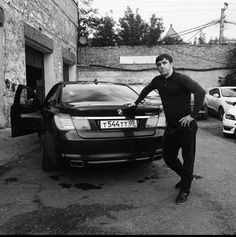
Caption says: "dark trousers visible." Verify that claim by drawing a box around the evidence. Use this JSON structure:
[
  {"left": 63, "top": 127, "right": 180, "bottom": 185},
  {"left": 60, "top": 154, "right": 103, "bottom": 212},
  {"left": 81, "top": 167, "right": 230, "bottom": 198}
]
[{"left": 162, "top": 120, "right": 198, "bottom": 192}]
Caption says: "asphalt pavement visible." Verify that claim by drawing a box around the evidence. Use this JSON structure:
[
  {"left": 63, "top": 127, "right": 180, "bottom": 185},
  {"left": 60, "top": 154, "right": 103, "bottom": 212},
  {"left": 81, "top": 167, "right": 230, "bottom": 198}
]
[{"left": 0, "top": 128, "right": 40, "bottom": 166}]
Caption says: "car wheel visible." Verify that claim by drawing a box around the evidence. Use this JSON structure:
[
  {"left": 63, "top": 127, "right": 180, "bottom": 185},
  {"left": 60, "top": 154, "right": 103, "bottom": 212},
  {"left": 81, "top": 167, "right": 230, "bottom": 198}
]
[
  {"left": 218, "top": 107, "right": 224, "bottom": 121},
  {"left": 42, "top": 131, "right": 61, "bottom": 171},
  {"left": 206, "top": 106, "right": 213, "bottom": 116},
  {"left": 201, "top": 106, "right": 208, "bottom": 120}
]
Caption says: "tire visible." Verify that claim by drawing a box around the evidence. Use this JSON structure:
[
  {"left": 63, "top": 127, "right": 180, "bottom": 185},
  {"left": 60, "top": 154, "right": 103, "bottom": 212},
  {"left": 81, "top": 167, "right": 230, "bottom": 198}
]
[
  {"left": 42, "top": 131, "right": 61, "bottom": 171},
  {"left": 218, "top": 107, "right": 224, "bottom": 121},
  {"left": 201, "top": 106, "right": 208, "bottom": 120},
  {"left": 206, "top": 106, "right": 213, "bottom": 116}
]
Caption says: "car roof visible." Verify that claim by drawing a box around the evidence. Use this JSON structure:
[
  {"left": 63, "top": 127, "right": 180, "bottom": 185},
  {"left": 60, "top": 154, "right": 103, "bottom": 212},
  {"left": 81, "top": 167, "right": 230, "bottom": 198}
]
[
  {"left": 219, "top": 86, "right": 236, "bottom": 88},
  {"left": 207, "top": 86, "right": 236, "bottom": 91},
  {"left": 57, "top": 80, "right": 128, "bottom": 87}
]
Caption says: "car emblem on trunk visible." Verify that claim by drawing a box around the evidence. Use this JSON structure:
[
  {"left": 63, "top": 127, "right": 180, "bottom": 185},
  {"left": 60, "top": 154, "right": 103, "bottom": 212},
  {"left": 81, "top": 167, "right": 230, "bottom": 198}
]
[{"left": 117, "top": 109, "right": 123, "bottom": 115}]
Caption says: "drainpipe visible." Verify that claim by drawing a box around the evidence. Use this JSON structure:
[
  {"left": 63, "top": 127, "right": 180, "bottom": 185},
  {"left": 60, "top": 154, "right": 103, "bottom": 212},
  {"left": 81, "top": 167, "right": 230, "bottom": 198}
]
[
  {"left": 0, "top": 7, "right": 5, "bottom": 127},
  {"left": 76, "top": 1, "right": 79, "bottom": 80}
]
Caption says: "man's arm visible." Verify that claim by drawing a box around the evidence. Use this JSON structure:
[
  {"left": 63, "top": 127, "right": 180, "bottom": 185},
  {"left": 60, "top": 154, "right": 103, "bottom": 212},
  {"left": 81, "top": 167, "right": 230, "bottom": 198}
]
[
  {"left": 179, "top": 75, "right": 206, "bottom": 118},
  {"left": 134, "top": 83, "right": 155, "bottom": 105},
  {"left": 178, "top": 75, "right": 205, "bottom": 127}
]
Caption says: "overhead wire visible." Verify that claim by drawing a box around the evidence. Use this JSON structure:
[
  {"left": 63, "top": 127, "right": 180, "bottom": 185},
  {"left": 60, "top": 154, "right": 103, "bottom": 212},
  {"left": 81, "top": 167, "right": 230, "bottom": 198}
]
[
  {"left": 185, "top": 31, "right": 201, "bottom": 43},
  {"left": 165, "top": 19, "right": 221, "bottom": 39}
]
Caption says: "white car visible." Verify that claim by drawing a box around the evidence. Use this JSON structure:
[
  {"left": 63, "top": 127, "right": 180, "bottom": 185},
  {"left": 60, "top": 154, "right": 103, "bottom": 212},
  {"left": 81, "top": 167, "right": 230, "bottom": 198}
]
[
  {"left": 205, "top": 86, "right": 236, "bottom": 120},
  {"left": 223, "top": 107, "right": 236, "bottom": 136}
]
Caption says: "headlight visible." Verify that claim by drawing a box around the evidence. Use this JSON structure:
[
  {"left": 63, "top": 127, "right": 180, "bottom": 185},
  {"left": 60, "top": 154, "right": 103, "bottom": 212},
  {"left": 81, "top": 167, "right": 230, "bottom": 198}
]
[
  {"left": 225, "top": 100, "right": 234, "bottom": 105},
  {"left": 225, "top": 113, "right": 236, "bottom": 120}
]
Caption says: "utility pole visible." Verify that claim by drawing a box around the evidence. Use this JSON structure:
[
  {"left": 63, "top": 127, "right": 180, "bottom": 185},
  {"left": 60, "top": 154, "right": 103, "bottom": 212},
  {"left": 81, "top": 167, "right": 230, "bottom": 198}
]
[{"left": 219, "top": 2, "right": 228, "bottom": 44}]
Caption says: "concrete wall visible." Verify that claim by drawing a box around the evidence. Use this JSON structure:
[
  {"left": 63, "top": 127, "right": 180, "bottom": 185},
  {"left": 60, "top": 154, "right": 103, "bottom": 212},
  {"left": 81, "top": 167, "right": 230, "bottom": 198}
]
[
  {"left": 77, "top": 44, "right": 236, "bottom": 91},
  {"left": 78, "top": 68, "right": 226, "bottom": 91},
  {"left": 0, "top": 0, "right": 78, "bottom": 127}
]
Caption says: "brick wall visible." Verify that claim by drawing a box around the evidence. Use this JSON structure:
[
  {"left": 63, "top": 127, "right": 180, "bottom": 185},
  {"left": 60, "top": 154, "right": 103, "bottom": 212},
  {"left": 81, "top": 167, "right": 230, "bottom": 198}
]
[{"left": 77, "top": 44, "right": 236, "bottom": 90}]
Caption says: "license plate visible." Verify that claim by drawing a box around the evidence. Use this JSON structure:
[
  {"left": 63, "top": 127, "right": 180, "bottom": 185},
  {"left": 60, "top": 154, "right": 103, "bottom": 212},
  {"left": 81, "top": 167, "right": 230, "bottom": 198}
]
[{"left": 100, "top": 119, "right": 137, "bottom": 129}]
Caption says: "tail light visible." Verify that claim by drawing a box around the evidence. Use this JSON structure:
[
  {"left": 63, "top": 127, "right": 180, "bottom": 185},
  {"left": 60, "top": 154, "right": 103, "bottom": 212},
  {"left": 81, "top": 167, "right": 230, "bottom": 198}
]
[
  {"left": 54, "top": 113, "right": 75, "bottom": 130},
  {"left": 145, "top": 115, "right": 158, "bottom": 128},
  {"left": 157, "top": 111, "right": 166, "bottom": 128},
  {"left": 54, "top": 114, "right": 92, "bottom": 131},
  {"left": 72, "top": 117, "right": 91, "bottom": 130}
]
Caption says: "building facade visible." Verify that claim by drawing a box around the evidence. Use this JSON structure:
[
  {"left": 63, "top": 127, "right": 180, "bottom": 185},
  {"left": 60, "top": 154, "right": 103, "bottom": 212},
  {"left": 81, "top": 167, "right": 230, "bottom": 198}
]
[{"left": 0, "top": 0, "right": 78, "bottom": 127}]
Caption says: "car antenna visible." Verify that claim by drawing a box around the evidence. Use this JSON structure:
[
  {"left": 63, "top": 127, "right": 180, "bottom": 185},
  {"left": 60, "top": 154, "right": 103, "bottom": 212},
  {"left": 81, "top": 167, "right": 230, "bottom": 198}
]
[{"left": 94, "top": 79, "right": 98, "bottom": 85}]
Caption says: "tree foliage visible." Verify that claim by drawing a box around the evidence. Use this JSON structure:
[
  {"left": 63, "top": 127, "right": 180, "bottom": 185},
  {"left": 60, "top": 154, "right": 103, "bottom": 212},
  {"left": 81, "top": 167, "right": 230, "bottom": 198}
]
[
  {"left": 220, "top": 71, "right": 236, "bottom": 86},
  {"left": 118, "top": 7, "right": 149, "bottom": 46},
  {"left": 91, "top": 16, "right": 117, "bottom": 46},
  {"left": 78, "top": 0, "right": 100, "bottom": 38},
  {"left": 162, "top": 36, "right": 184, "bottom": 45},
  {"left": 78, "top": 2, "right": 168, "bottom": 46},
  {"left": 143, "top": 14, "right": 165, "bottom": 46}
]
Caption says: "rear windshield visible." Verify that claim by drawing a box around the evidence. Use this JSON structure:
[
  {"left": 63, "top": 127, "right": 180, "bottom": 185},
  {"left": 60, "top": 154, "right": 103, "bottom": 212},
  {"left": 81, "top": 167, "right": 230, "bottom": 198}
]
[{"left": 62, "top": 84, "right": 139, "bottom": 103}]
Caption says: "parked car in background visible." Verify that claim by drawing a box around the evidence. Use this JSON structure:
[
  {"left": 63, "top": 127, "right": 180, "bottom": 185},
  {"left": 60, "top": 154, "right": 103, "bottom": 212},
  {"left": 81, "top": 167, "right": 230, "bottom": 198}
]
[
  {"left": 128, "top": 83, "right": 208, "bottom": 120},
  {"left": 222, "top": 106, "right": 236, "bottom": 137},
  {"left": 205, "top": 86, "right": 236, "bottom": 120},
  {"left": 10, "top": 81, "right": 165, "bottom": 171}
]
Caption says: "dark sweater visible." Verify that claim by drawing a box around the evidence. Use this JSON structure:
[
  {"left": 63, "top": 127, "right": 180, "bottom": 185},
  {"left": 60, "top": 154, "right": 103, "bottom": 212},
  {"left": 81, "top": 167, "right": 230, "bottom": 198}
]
[{"left": 135, "top": 71, "right": 206, "bottom": 127}]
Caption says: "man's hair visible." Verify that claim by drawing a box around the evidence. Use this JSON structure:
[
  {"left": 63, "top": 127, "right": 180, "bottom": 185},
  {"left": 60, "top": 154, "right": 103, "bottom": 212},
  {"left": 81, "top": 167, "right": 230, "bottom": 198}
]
[{"left": 155, "top": 54, "right": 173, "bottom": 65}]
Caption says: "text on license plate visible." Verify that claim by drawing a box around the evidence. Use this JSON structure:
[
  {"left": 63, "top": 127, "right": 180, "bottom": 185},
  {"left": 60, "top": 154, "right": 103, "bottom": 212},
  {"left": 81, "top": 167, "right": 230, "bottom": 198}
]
[{"left": 100, "top": 120, "right": 137, "bottom": 129}]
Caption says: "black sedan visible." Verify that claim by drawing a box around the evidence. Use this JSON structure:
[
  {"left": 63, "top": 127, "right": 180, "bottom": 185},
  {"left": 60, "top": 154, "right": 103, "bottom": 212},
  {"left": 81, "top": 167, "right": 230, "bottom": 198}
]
[{"left": 11, "top": 80, "right": 165, "bottom": 171}]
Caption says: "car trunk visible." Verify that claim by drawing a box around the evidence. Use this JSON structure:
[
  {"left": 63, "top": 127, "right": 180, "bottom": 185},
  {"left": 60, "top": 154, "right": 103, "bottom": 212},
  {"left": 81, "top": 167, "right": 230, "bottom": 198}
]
[{"left": 64, "top": 102, "right": 161, "bottom": 138}]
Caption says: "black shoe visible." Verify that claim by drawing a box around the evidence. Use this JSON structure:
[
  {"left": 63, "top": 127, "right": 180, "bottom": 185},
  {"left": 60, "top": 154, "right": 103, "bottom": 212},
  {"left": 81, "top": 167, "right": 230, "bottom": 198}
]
[
  {"left": 175, "top": 175, "right": 196, "bottom": 189},
  {"left": 175, "top": 180, "right": 182, "bottom": 189},
  {"left": 175, "top": 190, "right": 190, "bottom": 204}
]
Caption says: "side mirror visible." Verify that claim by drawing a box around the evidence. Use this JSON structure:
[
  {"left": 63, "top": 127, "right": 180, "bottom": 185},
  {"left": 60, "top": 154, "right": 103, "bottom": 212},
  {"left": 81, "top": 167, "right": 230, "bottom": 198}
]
[
  {"left": 49, "top": 99, "right": 57, "bottom": 107},
  {"left": 213, "top": 93, "right": 220, "bottom": 98}
]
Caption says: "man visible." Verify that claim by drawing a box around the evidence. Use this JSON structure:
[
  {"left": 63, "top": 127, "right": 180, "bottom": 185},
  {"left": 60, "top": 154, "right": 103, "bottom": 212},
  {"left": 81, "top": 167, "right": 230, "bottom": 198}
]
[{"left": 130, "top": 53, "right": 205, "bottom": 204}]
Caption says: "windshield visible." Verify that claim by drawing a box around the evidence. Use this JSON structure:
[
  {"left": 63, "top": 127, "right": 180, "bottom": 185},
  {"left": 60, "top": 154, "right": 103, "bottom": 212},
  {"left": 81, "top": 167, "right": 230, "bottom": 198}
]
[
  {"left": 62, "top": 84, "right": 139, "bottom": 103},
  {"left": 221, "top": 87, "right": 236, "bottom": 97}
]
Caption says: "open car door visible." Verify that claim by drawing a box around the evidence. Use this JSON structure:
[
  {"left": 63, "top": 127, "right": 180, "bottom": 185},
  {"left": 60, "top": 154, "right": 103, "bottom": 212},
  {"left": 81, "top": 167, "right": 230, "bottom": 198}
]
[{"left": 10, "top": 84, "right": 42, "bottom": 137}]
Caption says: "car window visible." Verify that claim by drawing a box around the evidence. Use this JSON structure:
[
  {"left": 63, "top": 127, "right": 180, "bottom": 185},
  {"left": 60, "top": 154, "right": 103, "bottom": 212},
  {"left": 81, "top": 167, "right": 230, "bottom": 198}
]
[
  {"left": 19, "top": 87, "right": 35, "bottom": 105},
  {"left": 209, "top": 89, "right": 213, "bottom": 95},
  {"left": 43, "top": 84, "right": 60, "bottom": 105},
  {"left": 209, "top": 88, "right": 219, "bottom": 96},
  {"left": 62, "top": 84, "right": 139, "bottom": 103},
  {"left": 220, "top": 88, "right": 236, "bottom": 97}
]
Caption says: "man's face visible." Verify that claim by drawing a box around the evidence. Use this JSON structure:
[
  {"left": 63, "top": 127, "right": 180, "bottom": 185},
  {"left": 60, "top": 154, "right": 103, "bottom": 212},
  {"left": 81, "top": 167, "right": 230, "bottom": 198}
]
[{"left": 156, "top": 58, "right": 173, "bottom": 77}]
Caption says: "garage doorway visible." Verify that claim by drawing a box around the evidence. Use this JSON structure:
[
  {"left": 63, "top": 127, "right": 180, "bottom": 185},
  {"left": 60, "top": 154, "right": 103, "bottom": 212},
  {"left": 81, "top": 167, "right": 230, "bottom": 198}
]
[
  {"left": 25, "top": 46, "right": 44, "bottom": 103},
  {"left": 63, "top": 62, "right": 69, "bottom": 82}
]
